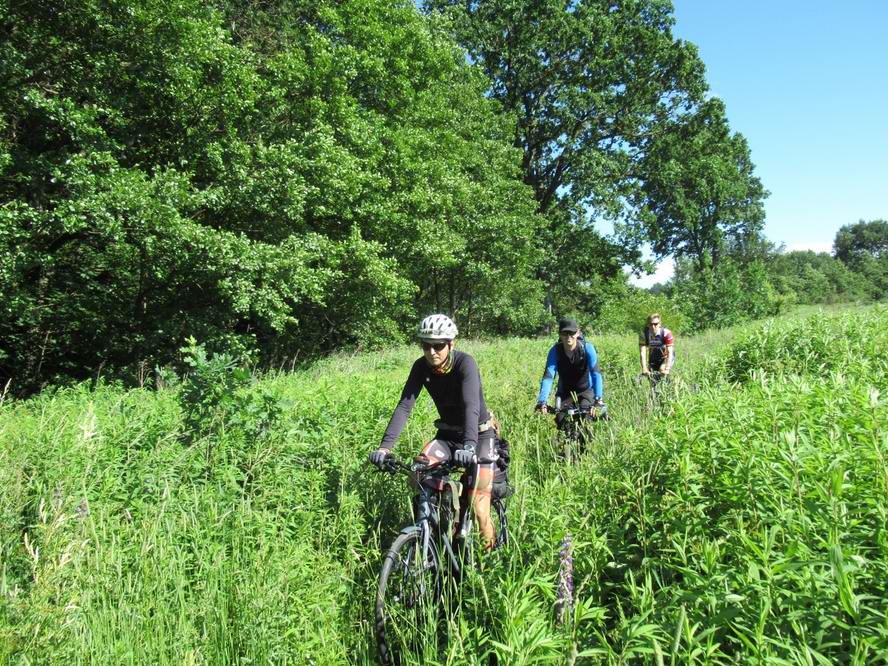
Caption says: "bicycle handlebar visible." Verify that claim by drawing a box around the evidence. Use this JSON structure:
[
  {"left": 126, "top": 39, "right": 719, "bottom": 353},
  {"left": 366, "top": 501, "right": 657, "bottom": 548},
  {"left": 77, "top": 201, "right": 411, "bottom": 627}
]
[
  {"left": 540, "top": 402, "right": 608, "bottom": 422},
  {"left": 376, "top": 453, "right": 495, "bottom": 476},
  {"left": 549, "top": 405, "right": 594, "bottom": 417},
  {"left": 381, "top": 455, "right": 455, "bottom": 474}
]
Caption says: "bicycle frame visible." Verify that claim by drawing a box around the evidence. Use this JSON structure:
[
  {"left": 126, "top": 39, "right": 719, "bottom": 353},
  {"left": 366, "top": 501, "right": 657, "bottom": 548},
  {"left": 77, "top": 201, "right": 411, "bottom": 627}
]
[
  {"left": 546, "top": 398, "right": 607, "bottom": 462},
  {"left": 384, "top": 457, "right": 473, "bottom": 577}
]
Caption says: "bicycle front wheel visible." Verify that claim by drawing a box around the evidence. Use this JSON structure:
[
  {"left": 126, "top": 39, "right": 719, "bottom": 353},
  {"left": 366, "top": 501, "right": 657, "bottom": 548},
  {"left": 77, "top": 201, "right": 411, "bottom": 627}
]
[
  {"left": 375, "top": 531, "right": 443, "bottom": 665},
  {"left": 561, "top": 421, "right": 579, "bottom": 464}
]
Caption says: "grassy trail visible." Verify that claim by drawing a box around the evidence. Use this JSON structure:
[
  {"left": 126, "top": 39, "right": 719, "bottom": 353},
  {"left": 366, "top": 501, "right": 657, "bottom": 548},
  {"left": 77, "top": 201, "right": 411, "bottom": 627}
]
[{"left": 1, "top": 306, "right": 886, "bottom": 664}]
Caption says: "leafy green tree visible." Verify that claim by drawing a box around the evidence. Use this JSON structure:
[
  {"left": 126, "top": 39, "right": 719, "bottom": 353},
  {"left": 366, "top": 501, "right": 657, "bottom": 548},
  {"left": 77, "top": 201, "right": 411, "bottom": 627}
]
[
  {"left": 422, "top": 0, "right": 708, "bottom": 311},
  {"left": 768, "top": 250, "right": 870, "bottom": 304},
  {"left": 0, "top": 0, "right": 544, "bottom": 392},
  {"left": 633, "top": 98, "right": 768, "bottom": 272},
  {"left": 670, "top": 256, "right": 784, "bottom": 331},
  {"left": 594, "top": 282, "right": 689, "bottom": 335},
  {"left": 833, "top": 220, "right": 888, "bottom": 299},
  {"left": 834, "top": 219, "right": 888, "bottom": 264},
  {"left": 424, "top": 0, "right": 706, "bottom": 217}
]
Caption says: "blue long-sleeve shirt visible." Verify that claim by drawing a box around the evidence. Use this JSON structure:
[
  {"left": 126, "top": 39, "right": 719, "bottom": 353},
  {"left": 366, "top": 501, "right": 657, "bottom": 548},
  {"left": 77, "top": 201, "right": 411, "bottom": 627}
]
[{"left": 536, "top": 341, "right": 603, "bottom": 403}]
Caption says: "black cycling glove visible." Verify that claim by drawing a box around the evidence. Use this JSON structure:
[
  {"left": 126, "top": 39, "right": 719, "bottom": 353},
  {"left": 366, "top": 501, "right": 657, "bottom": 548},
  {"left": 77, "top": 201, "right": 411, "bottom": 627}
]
[
  {"left": 453, "top": 446, "right": 476, "bottom": 466},
  {"left": 369, "top": 449, "right": 390, "bottom": 468}
]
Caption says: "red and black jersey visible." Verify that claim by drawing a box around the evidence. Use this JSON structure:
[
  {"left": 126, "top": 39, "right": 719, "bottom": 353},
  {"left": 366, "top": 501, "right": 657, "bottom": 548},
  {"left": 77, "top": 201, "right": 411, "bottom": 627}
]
[{"left": 640, "top": 326, "right": 675, "bottom": 368}]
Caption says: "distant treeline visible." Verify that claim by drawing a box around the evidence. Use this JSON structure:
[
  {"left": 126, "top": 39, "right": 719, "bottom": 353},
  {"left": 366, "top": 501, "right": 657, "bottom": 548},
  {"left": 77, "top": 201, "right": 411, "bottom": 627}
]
[
  {"left": 0, "top": 0, "right": 882, "bottom": 394},
  {"left": 638, "top": 219, "right": 887, "bottom": 334}
]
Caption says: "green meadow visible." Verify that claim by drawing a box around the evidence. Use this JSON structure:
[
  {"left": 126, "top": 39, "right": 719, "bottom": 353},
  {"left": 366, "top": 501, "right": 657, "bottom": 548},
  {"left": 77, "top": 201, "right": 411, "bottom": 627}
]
[{"left": 2, "top": 306, "right": 886, "bottom": 664}]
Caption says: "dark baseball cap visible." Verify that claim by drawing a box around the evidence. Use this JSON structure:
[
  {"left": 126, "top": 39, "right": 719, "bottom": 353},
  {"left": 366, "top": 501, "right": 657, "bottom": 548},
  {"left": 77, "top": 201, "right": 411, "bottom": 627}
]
[{"left": 558, "top": 318, "right": 579, "bottom": 333}]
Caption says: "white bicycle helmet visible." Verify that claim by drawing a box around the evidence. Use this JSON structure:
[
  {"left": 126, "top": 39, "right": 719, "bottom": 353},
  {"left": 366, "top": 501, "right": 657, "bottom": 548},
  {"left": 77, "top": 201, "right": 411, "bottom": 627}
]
[{"left": 418, "top": 314, "right": 458, "bottom": 341}]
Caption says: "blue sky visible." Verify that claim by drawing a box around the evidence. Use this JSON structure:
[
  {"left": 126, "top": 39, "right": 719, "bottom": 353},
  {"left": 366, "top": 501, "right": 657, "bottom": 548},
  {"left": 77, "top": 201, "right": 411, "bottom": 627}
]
[{"left": 630, "top": 0, "right": 888, "bottom": 286}]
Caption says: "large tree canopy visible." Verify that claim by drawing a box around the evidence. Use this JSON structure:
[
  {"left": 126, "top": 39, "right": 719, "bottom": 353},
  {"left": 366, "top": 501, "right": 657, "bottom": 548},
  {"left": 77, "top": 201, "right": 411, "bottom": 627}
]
[
  {"left": 423, "top": 0, "right": 707, "bottom": 218},
  {"left": 834, "top": 219, "right": 888, "bottom": 263},
  {"left": 0, "top": 0, "right": 544, "bottom": 392},
  {"left": 632, "top": 98, "right": 768, "bottom": 272},
  {"left": 421, "top": 0, "right": 712, "bottom": 309}
]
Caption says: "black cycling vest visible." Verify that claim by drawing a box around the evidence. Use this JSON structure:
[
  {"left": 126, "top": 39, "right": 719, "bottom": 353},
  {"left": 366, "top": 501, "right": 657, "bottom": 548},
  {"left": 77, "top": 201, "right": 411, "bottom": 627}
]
[
  {"left": 643, "top": 327, "right": 672, "bottom": 364},
  {"left": 555, "top": 342, "right": 590, "bottom": 393}
]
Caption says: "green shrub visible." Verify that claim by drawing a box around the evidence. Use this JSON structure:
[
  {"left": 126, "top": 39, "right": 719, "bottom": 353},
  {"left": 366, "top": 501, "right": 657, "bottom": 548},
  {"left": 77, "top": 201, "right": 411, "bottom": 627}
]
[
  {"left": 672, "top": 258, "right": 788, "bottom": 332},
  {"left": 598, "top": 371, "right": 888, "bottom": 661},
  {"left": 594, "top": 284, "right": 689, "bottom": 335}
]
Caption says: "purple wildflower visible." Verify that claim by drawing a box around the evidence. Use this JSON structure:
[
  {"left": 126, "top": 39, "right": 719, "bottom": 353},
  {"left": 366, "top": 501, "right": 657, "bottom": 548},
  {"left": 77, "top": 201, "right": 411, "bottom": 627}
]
[
  {"left": 557, "top": 533, "right": 574, "bottom": 625},
  {"left": 76, "top": 498, "right": 90, "bottom": 520}
]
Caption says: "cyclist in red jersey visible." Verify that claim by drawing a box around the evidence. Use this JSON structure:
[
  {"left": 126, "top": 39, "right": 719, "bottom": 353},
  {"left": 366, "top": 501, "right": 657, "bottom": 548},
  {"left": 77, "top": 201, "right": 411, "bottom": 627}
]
[{"left": 639, "top": 312, "right": 675, "bottom": 377}]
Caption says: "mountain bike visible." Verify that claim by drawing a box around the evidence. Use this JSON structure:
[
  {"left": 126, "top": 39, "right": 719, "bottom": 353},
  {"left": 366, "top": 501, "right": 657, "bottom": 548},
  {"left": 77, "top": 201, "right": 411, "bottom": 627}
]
[
  {"left": 548, "top": 397, "right": 608, "bottom": 464},
  {"left": 373, "top": 454, "right": 509, "bottom": 665},
  {"left": 637, "top": 370, "right": 670, "bottom": 410}
]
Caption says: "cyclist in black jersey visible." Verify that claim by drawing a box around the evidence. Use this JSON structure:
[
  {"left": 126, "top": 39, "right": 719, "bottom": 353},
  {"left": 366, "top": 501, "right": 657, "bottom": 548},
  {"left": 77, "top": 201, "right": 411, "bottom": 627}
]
[{"left": 369, "top": 314, "right": 498, "bottom": 549}]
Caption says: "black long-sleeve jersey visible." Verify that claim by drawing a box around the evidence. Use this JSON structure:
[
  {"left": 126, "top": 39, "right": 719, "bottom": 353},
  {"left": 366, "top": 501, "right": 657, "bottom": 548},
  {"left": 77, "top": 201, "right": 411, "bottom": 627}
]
[{"left": 380, "top": 350, "right": 490, "bottom": 450}]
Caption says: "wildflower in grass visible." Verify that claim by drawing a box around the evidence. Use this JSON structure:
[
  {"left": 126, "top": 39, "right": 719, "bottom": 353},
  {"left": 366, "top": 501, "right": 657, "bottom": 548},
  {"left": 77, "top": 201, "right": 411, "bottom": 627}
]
[
  {"left": 76, "top": 498, "right": 90, "bottom": 520},
  {"left": 557, "top": 534, "right": 574, "bottom": 625}
]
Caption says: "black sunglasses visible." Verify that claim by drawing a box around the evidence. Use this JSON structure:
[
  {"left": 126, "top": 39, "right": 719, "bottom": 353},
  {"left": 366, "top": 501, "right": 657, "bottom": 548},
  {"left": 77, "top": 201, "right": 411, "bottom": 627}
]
[
  {"left": 650, "top": 320, "right": 661, "bottom": 326},
  {"left": 420, "top": 341, "right": 449, "bottom": 352}
]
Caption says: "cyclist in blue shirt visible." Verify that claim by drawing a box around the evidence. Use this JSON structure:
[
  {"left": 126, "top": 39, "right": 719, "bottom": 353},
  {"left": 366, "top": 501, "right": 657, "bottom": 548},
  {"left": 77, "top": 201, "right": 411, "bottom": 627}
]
[{"left": 535, "top": 318, "right": 605, "bottom": 428}]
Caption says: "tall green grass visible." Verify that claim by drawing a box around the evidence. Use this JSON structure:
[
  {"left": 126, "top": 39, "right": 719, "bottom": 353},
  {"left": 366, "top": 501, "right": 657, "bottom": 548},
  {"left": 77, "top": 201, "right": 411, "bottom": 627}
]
[{"left": 1, "top": 306, "right": 885, "bottom": 663}]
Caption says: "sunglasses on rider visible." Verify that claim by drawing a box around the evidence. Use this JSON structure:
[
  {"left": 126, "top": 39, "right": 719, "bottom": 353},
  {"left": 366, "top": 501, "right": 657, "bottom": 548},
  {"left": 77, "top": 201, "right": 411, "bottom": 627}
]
[
  {"left": 650, "top": 320, "right": 660, "bottom": 326},
  {"left": 420, "top": 340, "right": 449, "bottom": 352}
]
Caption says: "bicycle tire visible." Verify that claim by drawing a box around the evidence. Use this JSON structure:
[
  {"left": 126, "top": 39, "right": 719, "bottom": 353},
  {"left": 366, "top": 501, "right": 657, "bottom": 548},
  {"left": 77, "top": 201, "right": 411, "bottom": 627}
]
[
  {"left": 559, "top": 419, "right": 584, "bottom": 464},
  {"left": 375, "top": 531, "right": 443, "bottom": 665},
  {"left": 562, "top": 429, "right": 575, "bottom": 464}
]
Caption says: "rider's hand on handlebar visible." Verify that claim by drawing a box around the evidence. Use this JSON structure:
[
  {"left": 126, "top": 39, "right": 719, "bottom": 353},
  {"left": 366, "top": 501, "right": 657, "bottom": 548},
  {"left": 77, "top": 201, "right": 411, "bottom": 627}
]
[
  {"left": 641, "top": 369, "right": 650, "bottom": 376},
  {"left": 369, "top": 448, "right": 391, "bottom": 469},
  {"left": 453, "top": 447, "right": 476, "bottom": 467},
  {"left": 534, "top": 401, "right": 549, "bottom": 414}
]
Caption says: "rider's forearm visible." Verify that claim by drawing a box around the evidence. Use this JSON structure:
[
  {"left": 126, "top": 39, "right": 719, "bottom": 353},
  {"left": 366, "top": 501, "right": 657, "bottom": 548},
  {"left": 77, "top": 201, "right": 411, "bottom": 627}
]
[
  {"left": 537, "top": 364, "right": 556, "bottom": 402},
  {"left": 639, "top": 346, "right": 648, "bottom": 372},
  {"left": 662, "top": 345, "right": 674, "bottom": 371},
  {"left": 537, "top": 349, "right": 558, "bottom": 403},
  {"left": 591, "top": 371, "right": 603, "bottom": 399},
  {"left": 380, "top": 365, "right": 423, "bottom": 449},
  {"left": 537, "top": 375, "right": 554, "bottom": 403},
  {"left": 380, "top": 402, "right": 412, "bottom": 449}
]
